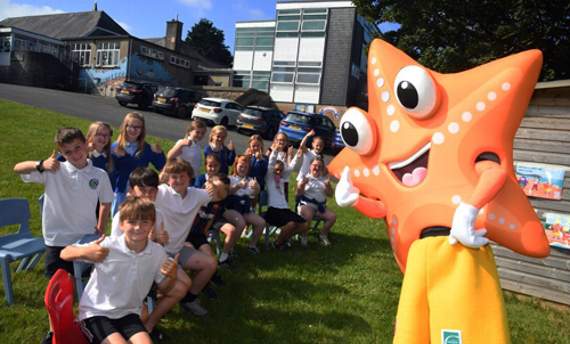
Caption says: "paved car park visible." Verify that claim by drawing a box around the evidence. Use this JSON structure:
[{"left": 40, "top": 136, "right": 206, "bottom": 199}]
[{"left": 0, "top": 83, "right": 335, "bottom": 160}]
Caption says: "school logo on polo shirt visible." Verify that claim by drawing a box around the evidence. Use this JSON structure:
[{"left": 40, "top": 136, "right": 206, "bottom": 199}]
[{"left": 89, "top": 178, "right": 99, "bottom": 189}]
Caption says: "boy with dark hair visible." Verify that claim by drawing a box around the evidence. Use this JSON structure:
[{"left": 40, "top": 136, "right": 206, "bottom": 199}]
[
  {"left": 110, "top": 167, "right": 188, "bottom": 336},
  {"left": 61, "top": 197, "right": 178, "bottom": 344},
  {"left": 14, "top": 127, "right": 113, "bottom": 277}
]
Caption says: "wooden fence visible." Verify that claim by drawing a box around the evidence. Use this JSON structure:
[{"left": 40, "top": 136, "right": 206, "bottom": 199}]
[{"left": 494, "top": 80, "right": 570, "bottom": 305}]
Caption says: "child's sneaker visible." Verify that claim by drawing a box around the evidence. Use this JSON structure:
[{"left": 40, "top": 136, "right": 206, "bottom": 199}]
[
  {"left": 181, "top": 299, "right": 208, "bottom": 316},
  {"left": 319, "top": 233, "right": 331, "bottom": 247}
]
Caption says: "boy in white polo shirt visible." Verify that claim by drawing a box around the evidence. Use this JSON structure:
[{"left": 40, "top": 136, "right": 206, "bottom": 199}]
[
  {"left": 14, "top": 127, "right": 113, "bottom": 277},
  {"left": 61, "top": 197, "right": 178, "bottom": 344},
  {"left": 156, "top": 158, "right": 217, "bottom": 316}
]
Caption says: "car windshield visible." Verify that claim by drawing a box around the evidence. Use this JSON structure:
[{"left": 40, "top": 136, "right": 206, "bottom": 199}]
[
  {"left": 122, "top": 82, "right": 142, "bottom": 89},
  {"left": 157, "top": 87, "right": 177, "bottom": 97},
  {"left": 199, "top": 99, "right": 221, "bottom": 107},
  {"left": 285, "top": 113, "right": 312, "bottom": 124},
  {"left": 243, "top": 108, "right": 263, "bottom": 117}
]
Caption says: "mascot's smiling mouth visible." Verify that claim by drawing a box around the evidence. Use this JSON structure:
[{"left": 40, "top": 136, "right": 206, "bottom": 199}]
[{"left": 388, "top": 143, "right": 430, "bottom": 187}]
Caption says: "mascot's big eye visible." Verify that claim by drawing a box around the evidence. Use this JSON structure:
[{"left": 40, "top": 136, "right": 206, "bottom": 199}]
[
  {"left": 339, "top": 108, "right": 376, "bottom": 155},
  {"left": 394, "top": 65, "right": 438, "bottom": 119}
]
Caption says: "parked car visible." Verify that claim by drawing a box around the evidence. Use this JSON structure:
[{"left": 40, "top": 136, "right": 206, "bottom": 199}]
[
  {"left": 191, "top": 98, "right": 244, "bottom": 127},
  {"left": 331, "top": 129, "right": 346, "bottom": 154},
  {"left": 152, "top": 86, "right": 199, "bottom": 119},
  {"left": 278, "top": 111, "right": 337, "bottom": 150},
  {"left": 115, "top": 81, "right": 156, "bottom": 109},
  {"left": 236, "top": 106, "right": 284, "bottom": 139}
]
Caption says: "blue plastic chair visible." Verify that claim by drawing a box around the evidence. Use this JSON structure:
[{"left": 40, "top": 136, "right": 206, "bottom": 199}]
[{"left": 0, "top": 198, "right": 46, "bottom": 305}]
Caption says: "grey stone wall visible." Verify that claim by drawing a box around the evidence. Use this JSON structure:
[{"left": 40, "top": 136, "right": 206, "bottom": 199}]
[{"left": 320, "top": 7, "right": 356, "bottom": 106}]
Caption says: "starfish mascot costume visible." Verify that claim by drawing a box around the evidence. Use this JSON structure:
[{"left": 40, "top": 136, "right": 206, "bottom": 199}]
[{"left": 328, "top": 39, "right": 550, "bottom": 344}]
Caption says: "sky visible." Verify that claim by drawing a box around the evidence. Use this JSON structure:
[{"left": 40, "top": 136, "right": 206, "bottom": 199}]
[{"left": 0, "top": 0, "right": 278, "bottom": 52}]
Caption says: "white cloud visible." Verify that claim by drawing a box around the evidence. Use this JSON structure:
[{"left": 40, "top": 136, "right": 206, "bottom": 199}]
[
  {"left": 0, "top": 0, "right": 64, "bottom": 21},
  {"left": 116, "top": 20, "right": 131, "bottom": 33},
  {"left": 248, "top": 8, "right": 265, "bottom": 19},
  {"left": 178, "top": 0, "right": 212, "bottom": 11}
]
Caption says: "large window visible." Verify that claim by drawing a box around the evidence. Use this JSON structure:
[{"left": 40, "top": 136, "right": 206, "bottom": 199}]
[
  {"left": 169, "top": 55, "right": 190, "bottom": 69},
  {"left": 95, "top": 41, "right": 120, "bottom": 67},
  {"left": 72, "top": 42, "right": 91, "bottom": 66},
  {"left": 233, "top": 71, "right": 270, "bottom": 92},
  {"left": 233, "top": 71, "right": 251, "bottom": 88},
  {"left": 276, "top": 8, "right": 327, "bottom": 37},
  {"left": 235, "top": 27, "right": 275, "bottom": 51}
]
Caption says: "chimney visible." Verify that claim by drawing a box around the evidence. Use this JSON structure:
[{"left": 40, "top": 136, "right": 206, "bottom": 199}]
[
  {"left": 166, "top": 19, "right": 183, "bottom": 52},
  {"left": 93, "top": 1, "right": 98, "bottom": 11}
]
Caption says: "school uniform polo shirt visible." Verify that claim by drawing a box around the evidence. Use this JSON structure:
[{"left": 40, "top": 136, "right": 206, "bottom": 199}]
[
  {"left": 154, "top": 184, "right": 211, "bottom": 255},
  {"left": 176, "top": 139, "right": 203, "bottom": 178},
  {"left": 21, "top": 160, "right": 113, "bottom": 246},
  {"left": 297, "top": 150, "right": 321, "bottom": 181},
  {"left": 229, "top": 175, "right": 255, "bottom": 198},
  {"left": 300, "top": 174, "right": 327, "bottom": 203},
  {"left": 78, "top": 235, "right": 167, "bottom": 320}
]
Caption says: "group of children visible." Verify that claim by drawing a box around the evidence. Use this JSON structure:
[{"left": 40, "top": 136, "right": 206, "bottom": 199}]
[{"left": 14, "top": 111, "right": 337, "bottom": 344}]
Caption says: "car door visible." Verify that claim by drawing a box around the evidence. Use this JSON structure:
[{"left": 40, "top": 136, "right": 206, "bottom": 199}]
[
  {"left": 224, "top": 102, "right": 242, "bottom": 126},
  {"left": 313, "top": 116, "right": 335, "bottom": 147}
]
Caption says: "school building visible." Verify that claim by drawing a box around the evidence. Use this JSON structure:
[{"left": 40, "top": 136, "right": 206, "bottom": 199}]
[
  {"left": 232, "top": 0, "right": 379, "bottom": 116},
  {"left": 0, "top": 5, "right": 231, "bottom": 96}
]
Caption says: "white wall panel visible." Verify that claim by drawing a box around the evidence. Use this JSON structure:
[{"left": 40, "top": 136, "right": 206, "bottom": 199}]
[
  {"left": 294, "top": 85, "right": 320, "bottom": 104},
  {"left": 253, "top": 51, "right": 272, "bottom": 71},
  {"left": 298, "top": 37, "right": 325, "bottom": 62},
  {"left": 233, "top": 50, "right": 253, "bottom": 71},
  {"left": 270, "top": 83, "right": 294, "bottom": 102},
  {"left": 273, "top": 38, "right": 298, "bottom": 62}
]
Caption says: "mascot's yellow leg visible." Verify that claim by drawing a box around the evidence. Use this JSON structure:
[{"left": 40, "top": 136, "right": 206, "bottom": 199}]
[{"left": 393, "top": 237, "right": 510, "bottom": 344}]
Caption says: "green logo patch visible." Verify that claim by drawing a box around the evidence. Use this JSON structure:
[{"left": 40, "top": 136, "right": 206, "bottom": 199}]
[
  {"left": 89, "top": 178, "right": 99, "bottom": 190},
  {"left": 441, "top": 329, "right": 462, "bottom": 344}
]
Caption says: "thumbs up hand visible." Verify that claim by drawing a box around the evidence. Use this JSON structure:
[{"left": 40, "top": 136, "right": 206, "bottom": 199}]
[
  {"left": 84, "top": 235, "right": 109, "bottom": 262},
  {"left": 161, "top": 253, "right": 179, "bottom": 279}
]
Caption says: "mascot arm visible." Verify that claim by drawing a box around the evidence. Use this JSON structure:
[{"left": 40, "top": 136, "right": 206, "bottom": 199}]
[
  {"left": 355, "top": 197, "right": 387, "bottom": 219},
  {"left": 469, "top": 162, "right": 507, "bottom": 208},
  {"left": 449, "top": 163, "right": 507, "bottom": 248}
]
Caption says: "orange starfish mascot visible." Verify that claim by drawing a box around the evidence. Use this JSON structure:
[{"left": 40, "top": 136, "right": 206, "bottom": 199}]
[{"left": 328, "top": 39, "right": 550, "bottom": 343}]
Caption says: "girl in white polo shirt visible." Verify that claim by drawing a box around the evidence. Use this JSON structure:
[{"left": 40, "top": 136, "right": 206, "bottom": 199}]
[
  {"left": 265, "top": 149, "right": 308, "bottom": 249},
  {"left": 61, "top": 197, "right": 178, "bottom": 344},
  {"left": 296, "top": 157, "right": 336, "bottom": 246}
]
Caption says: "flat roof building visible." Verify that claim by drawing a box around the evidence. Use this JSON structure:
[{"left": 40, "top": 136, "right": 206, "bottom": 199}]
[{"left": 232, "top": 0, "right": 379, "bottom": 114}]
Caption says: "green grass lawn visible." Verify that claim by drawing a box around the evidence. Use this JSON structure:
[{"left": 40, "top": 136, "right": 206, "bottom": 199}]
[{"left": 0, "top": 99, "right": 568, "bottom": 343}]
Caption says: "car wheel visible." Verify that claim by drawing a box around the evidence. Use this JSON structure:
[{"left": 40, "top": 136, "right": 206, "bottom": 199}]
[
  {"left": 220, "top": 117, "right": 229, "bottom": 127},
  {"left": 118, "top": 101, "right": 127, "bottom": 106}
]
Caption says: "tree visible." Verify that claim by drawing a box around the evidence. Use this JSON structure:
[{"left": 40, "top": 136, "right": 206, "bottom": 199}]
[
  {"left": 185, "top": 18, "right": 233, "bottom": 67},
  {"left": 353, "top": 0, "right": 570, "bottom": 81}
]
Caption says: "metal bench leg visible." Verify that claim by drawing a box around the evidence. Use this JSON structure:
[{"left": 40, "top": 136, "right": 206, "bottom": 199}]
[
  {"left": 25, "top": 252, "right": 43, "bottom": 271},
  {"left": 16, "top": 257, "right": 30, "bottom": 273},
  {"left": 0, "top": 258, "right": 14, "bottom": 305}
]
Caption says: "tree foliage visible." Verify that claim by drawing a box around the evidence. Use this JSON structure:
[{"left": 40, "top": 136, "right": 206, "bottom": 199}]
[
  {"left": 353, "top": 0, "right": 570, "bottom": 81},
  {"left": 185, "top": 18, "right": 233, "bottom": 67}
]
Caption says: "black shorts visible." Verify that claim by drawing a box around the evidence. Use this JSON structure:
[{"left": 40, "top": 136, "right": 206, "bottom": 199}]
[
  {"left": 264, "top": 207, "right": 306, "bottom": 228},
  {"left": 81, "top": 314, "right": 147, "bottom": 343},
  {"left": 45, "top": 245, "right": 74, "bottom": 277},
  {"left": 187, "top": 231, "right": 209, "bottom": 249}
]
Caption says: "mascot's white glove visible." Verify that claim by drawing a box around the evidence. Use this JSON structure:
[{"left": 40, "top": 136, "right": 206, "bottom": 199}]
[
  {"left": 335, "top": 167, "right": 360, "bottom": 207},
  {"left": 449, "top": 202, "right": 489, "bottom": 248}
]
